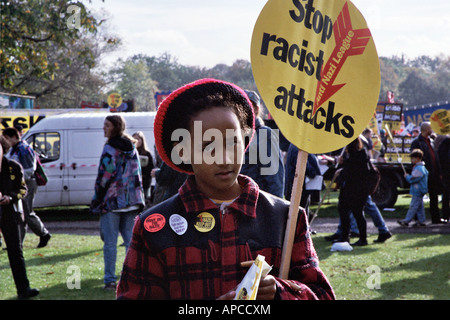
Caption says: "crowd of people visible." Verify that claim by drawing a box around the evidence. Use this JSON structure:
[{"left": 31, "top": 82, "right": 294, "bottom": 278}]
[{"left": 1, "top": 79, "right": 448, "bottom": 300}]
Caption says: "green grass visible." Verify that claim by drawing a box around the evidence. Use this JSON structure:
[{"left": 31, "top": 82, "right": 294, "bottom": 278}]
[
  {"left": 0, "top": 234, "right": 122, "bottom": 300},
  {"left": 1, "top": 232, "right": 449, "bottom": 300},
  {"left": 314, "top": 233, "right": 450, "bottom": 300}
]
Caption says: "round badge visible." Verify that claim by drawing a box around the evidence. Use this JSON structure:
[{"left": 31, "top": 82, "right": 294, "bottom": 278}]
[
  {"left": 194, "top": 212, "right": 215, "bottom": 233},
  {"left": 251, "top": 0, "right": 380, "bottom": 154},
  {"left": 107, "top": 91, "right": 122, "bottom": 109},
  {"left": 144, "top": 213, "right": 166, "bottom": 233},
  {"left": 169, "top": 214, "right": 188, "bottom": 235}
]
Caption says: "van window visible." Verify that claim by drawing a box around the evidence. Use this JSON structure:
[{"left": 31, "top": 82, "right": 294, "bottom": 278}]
[{"left": 26, "top": 132, "right": 60, "bottom": 163}]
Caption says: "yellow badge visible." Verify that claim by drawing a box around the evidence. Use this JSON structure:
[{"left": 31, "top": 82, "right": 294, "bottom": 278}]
[
  {"left": 194, "top": 212, "right": 215, "bottom": 233},
  {"left": 251, "top": 0, "right": 380, "bottom": 154}
]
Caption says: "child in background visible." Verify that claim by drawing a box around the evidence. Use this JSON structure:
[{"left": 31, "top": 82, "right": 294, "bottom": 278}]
[
  {"left": 398, "top": 149, "right": 429, "bottom": 227},
  {"left": 117, "top": 78, "right": 335, "bottom": 300}
]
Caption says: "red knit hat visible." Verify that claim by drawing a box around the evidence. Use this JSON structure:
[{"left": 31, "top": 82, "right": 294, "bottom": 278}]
[{"left": 154, "top": 78, "right": 255, "bottom": 174}]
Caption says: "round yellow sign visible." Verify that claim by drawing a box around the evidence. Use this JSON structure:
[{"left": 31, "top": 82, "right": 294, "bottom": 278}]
[
  {"left": 194, "top": 212, "right": 215, "bottom": 233},
  {"left": 430, "top": 109, "right": 450, "bottom": 135},
  {"left": 107, "top": 92, "right": 123, "bottom": 109},
  {"left": 251, "top": 0, "right": 380, "bottom": 154}
]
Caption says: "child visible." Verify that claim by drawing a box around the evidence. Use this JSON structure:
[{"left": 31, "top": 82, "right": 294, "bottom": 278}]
[
  {"left": 398, "top": 149, "right": 429, "bottom": 227},
  {"left": 117, "top": 79, "right": 335, "bottom": 300}
]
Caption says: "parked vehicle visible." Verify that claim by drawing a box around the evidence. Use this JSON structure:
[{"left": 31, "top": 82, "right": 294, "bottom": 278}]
[
  {"left": 371, "top": 161, "right": 412, "bottom": 208},
  {"left": 22, "top": 112, "right": 156, "bottom": 208}
]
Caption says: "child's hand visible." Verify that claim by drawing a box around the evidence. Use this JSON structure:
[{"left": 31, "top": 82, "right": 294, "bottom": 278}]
[
  {"left": 257, "top": 275, "right": 277, "bottom": 300},
  {"left": 217, "top": 289, "right": 236, "bottom": 300}
]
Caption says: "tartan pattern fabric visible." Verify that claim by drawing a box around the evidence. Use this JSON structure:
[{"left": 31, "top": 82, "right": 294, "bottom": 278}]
[{"left": 117, "top": 175, "right": 335, "bottom": 300}]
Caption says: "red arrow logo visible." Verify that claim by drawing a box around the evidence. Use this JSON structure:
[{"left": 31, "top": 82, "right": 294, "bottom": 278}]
[{"left": 313, "top": 2, "right": 372, "bottom": 115}]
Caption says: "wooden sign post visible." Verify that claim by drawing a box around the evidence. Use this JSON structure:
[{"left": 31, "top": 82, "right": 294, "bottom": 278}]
[{"left": 279, "top": 149, "right": 308, "bottom": 279}]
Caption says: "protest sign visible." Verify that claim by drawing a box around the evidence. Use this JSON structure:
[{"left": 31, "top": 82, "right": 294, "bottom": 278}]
[
  {"left": 251, "top": 0, "right": 380, "bottom": 154},
  {"left": 430, "top": 109, "right": 450, "bottom": 135},
  {"left": 251, "top": 0, "right": 380, "bottom": 279}
]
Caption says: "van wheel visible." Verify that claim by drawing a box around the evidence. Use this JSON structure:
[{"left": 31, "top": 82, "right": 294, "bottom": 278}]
[{"left": 372, "top": 176, "right": 398, "bottom": 209}]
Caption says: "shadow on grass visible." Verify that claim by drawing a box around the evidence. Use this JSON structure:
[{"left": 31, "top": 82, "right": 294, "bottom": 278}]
[
  {"left": 375, "top": 250, "right": 450, "bottom": 300},
  {"left": 24, "top": 249, "right": 101, "bottom": 267},
  {"left": 312, "top": 235, "right": 379, "bottom": 261},
  {"left": 402, "top": 234, "right": 450, "bottom": 248},
  {"left": 3, "top": 278, "right": 116, "bottom": 300}
]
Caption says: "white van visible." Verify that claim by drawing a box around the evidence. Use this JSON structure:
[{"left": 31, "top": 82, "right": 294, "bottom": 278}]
[{"left": 22, "top": 112, "right": 156, "bottom": 208}]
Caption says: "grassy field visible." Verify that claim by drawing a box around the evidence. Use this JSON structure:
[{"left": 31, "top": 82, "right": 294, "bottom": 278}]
[
  {"left": 0, "top": 234, "right": 120, "bottom": 300},
  {"left": 1, "top": 191, "right": 448, "bottom": 300},
  {"left": 315, "top": 233, "right": 450, "bottom": 300},
  {"left": 1, "top": 232, "right": 448, "bottom": 300}
]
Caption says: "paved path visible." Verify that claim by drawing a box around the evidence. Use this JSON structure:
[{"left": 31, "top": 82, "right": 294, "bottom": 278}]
[{"left": 41, "top": 218, "right": 450, "bottom": 236}]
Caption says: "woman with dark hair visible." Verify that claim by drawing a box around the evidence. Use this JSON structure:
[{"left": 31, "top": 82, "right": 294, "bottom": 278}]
[
  {"left": 336, "top": 137, "right": 371, "bottom": 246},
  {"left": 91, "top": 114, "right": 145, "bottom": 289},
  {"left": 132, "top": 131, "right": 154, "bottom": 203}
]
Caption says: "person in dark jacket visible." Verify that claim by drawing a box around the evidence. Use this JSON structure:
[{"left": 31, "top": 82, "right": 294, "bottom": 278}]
[
  {"left": 117, "top": 79, "right": 334, "bottom": 300},
  {"left": 151, "top": 161, "right": 187, "bottom": 205},
  {"left": 335, "top": 137, "right": 371, "bottom": 246},
  {"left": 284, "top": 143, "right": 322, "bottom": 207},
  {"left": 240, "top": 90, "right": 284, "bottom": 197},
  {"left": 3, "top": 127, "right": 51, "bottom": 248},
  {"left": 437, "top": 135, "right": 449, "bottom": 221},
  {"left": 132, "top": 131, "right": 155, "bottom": 203},
  {"left": 0, "top": 135, "right": 39, "bottom": 299},
  {"left": 411, "top": 122, "right": 445, "bottom": 224}
]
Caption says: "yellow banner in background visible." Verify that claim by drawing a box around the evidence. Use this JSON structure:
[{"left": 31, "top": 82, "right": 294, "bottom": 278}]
[
  {"left": 430, "top": 109, "right": 450, "bottom": 135},
  {"left": 0, "top": 115, "right": 45, "bottom": 133}
]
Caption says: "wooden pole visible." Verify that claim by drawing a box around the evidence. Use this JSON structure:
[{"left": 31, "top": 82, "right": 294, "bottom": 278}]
[{"left": 279, "top": 149, "right": 308, "bottom": 279}]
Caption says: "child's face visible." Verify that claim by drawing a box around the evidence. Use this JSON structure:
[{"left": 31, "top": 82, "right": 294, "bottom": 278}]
[
  {"left": 410, "top": 156, "right": 420, "bottom": 164},
  {"left": 188, "top": 107, "right": 245, "bottom": 200}
]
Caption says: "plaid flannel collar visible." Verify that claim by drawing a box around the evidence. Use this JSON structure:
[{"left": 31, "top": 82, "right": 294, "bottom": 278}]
[{"left": 179, "top": 174, "right": 259, "bottom": 218}]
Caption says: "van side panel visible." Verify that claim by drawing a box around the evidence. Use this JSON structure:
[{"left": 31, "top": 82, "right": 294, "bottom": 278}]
[
  {"left": 24, "top": 112, "right": 156, "bottom": 208},
  {"left": 67, "top": 129, "right": 106, "bottom": 206}
]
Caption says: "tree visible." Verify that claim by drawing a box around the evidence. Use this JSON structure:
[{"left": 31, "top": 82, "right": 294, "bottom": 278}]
[
  {"left": 379, "top": 55, "right": 449, "bottom": 106},
  {"left": 0, "top": 0, "right": 111, "bottom": 95},
  {"left": 108, "top": 58, "right": 158, "bottom": 111},
  {"left": 29, "top": 31, "right": 120, "bottom": 108}
]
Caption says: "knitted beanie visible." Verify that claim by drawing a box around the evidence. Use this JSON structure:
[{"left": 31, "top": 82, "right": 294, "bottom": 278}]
[{"left": 154, "top": 78, "right": 255, "bottom": 174}]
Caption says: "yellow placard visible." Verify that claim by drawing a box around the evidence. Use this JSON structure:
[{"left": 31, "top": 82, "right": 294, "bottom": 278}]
[
  {"left": 107, "top": 92, "right": 122, "bottom": 109},
  {"left": 251, "top": 0, "right": 380, "bottom": 154},
  {"left": 430, "top": 109, "right": 450, "bottom": 135}
]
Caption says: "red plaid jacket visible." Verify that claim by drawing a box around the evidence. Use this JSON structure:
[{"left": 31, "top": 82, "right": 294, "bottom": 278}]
[{"left": 117, "top": 175, "right": 335, "bottom": 300}]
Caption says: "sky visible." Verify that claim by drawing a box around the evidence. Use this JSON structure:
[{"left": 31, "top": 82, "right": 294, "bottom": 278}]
[{"left": 87, "top": 0, "right": 450, "bottom": 69}]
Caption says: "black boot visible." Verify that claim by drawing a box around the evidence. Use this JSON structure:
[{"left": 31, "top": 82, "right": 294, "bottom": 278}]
[{"left": 18, "top": 287, "right": 39, "bottom": 299}]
